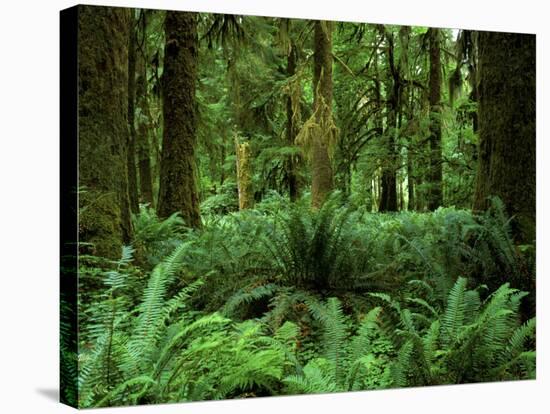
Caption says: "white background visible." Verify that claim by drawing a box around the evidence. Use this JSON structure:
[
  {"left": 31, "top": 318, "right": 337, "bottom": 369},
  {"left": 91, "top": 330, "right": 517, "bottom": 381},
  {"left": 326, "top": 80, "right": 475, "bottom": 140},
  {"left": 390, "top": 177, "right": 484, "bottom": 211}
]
[{"left": 0, "top": 0, "right": 548, "bottom": 412}]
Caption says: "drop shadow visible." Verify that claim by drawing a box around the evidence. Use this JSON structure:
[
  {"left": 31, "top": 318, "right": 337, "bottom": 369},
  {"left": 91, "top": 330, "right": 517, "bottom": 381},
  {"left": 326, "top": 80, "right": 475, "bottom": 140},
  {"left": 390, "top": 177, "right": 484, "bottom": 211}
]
[{"left": 36, "top": 388, "right": 59, "bottom": 402}]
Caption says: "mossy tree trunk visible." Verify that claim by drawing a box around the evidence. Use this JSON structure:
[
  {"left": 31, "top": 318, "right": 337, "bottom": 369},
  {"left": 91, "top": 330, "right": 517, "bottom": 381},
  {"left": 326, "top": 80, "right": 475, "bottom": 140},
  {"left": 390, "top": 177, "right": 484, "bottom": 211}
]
[
  {"left": 78, "top": 5, "right": 133, "bottom": 259},
  {"left": 127, "top": 12, "right": 139, "bottom": 214},
  {"left": 157, "top": 11, "right": 201, "bottom": 228},
  {"left": 406, "top": 89, "right": 415, "bottom": 210},
  {"left": 372, "top": 51, "right": 384, "bottom": 212},
  {"left": 286, "top": 40, "right": 300, "bottom": 202},
  {"left": 311, "top": 20, "right": 334, "bottom": 209},
  {"left": 135, "top": 11, "right": 155, "bottom": 208},
  {"left": 427, "top": 28, "right": 443, "bottom": 210},
  {"left": 235, "top": 136, "right": 253, "bottom": 210},
  {"left": 379, "top": 30, "right": 399, "bottom": 212},
  {"left": 473, "top": 32, "right": 536, "bottom": 244}
]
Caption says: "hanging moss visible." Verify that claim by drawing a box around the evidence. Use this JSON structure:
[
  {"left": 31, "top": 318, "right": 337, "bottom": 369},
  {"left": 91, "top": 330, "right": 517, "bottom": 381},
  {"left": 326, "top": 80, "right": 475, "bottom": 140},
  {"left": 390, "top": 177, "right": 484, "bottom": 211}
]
[{"left": 310, "top": 20, "right": 336, "bottom": 209}]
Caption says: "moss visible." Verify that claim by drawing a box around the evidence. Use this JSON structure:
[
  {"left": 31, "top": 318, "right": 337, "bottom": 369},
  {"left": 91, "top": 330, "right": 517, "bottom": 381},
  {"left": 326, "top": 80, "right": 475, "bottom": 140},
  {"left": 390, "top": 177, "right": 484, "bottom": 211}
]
[
  {"left": 79, "top": 190, "right": 123, "bottom": 258},
  {"left": 236, "top": 140, "right": 253, "bottom": 210},
  {"left": 136, "top": 43, "right": 155, "bottom": 208},
  {"left": 473, "top": 32, "right": 536, "bottom": 244},
  {"left": 127, "top": 13, "right": 140, "bottom": 214},
  {"left": 157, "top": 11, "right": 202, "bottom": 228},
  {"left": 427, "top": 28, "right": 443, "bottom": 210},
  {"left": 78, "top": 5, "right": 133, "bottom": 259},
  {"left": 310, "top": 20, "right": 335, "bottom": 209}
]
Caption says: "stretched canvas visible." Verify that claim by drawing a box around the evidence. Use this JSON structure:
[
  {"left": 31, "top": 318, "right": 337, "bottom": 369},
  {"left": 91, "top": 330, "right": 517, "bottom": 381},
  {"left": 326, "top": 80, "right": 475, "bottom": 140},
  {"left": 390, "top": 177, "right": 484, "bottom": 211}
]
[{"left": 60, "top": 4, "right": 536, "bottom": 409}]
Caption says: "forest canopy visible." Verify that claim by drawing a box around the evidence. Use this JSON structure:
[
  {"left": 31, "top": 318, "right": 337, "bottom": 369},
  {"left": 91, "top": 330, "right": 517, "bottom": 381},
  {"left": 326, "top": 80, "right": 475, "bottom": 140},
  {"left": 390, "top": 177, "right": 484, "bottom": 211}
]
[{"left": 61, "top": 5, "right": 536, "bottom": 409}]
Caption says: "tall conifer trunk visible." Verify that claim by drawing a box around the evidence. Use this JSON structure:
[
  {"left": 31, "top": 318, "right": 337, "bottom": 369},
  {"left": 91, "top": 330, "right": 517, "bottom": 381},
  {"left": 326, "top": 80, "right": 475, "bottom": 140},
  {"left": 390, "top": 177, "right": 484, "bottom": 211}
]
[
  {"left": 379, "top": 30, "right": 399, "bottom": 212},
  {"left": 311, "top": 20, "right": 334, "bottom": 209},
  {"left": 407, "top": 89, "right": 415, "bottom": 210},
  {"left": 127, "top": 12, "right": 139, "bottom": 214},
  {"left": 473, "top": 32, "right": 536, "bottom": 243},
  {"left": 78, "top": 5, "right": 133, "bottom": 258},
  {"left": 157, "top": 11, "right": 201, "bottom": 228},
  {"left": 427, "top": 28, "right": 443, "bottom": 210},
  {"left": 136, "top": 12, "right": 155, "bottom": 208},
  {"left": 286, "top": 41, "right": 300, "bottom": 201}
]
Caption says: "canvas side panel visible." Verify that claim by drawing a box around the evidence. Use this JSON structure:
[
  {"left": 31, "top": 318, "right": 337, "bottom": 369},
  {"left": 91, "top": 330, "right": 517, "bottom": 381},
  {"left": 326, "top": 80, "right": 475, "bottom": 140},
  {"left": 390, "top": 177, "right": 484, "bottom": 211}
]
[{"left": 60, "top": 5, "right": 79, "bottom": 409}]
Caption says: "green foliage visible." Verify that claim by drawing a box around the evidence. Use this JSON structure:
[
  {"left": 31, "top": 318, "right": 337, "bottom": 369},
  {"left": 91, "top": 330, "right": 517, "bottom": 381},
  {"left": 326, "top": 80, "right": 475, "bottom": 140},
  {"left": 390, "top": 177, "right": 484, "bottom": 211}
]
[
  {"left": 77, "top": 202, "right": 536, "bottom": 407},
  {"left": 132, "top": 205, "right": 186, "bottom": 266},
  {"left": 70, "top": 9, "right": 536, "bottom": 409},
  {"left": 78, "top": 244, "right": 298, "bottom": 407},
  {"left": 200, "top": 181, "right": 239, "bottom": 215},
  {"left": 371, "top": 277, "right": 536, "bottom": 387},
  {"left": 266, "top": 194, "right": 366, "bottom": 291},
  {"left": 283, "top": 298, "right": 392, "bottom": 394}
]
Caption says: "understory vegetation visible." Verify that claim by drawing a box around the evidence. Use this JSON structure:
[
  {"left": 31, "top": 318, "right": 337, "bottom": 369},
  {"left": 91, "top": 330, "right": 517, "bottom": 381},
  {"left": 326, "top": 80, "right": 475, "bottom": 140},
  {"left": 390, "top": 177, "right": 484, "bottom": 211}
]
[
  {"left": 69, "top": 195, "right": 535, "bottom": 408},
  {"left": 63, "top": 6, "right": 536, "bottom": 409}
]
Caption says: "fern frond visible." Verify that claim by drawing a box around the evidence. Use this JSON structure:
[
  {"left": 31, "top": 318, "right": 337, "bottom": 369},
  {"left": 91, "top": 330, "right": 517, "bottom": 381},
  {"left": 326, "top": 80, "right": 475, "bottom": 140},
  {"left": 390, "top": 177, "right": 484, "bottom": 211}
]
[{"left": 441, "top": 277, "right": 468, "bottom": 345}]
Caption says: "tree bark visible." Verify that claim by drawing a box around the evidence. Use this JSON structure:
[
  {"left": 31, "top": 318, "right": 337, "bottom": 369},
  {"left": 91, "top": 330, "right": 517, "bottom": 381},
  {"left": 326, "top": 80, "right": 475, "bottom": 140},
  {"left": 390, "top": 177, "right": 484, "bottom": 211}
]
[
  {"left": 379, "top": 84, "right": 399, "bottom": 212},
  {"left": 135, "top": 12, "right": 155, "bottom": 208},
  {"left": 127, "top": 12, "right": 139, "bottom": 214},
  {"left": 235, "top": 136, "right": 253, "bottom": 209},
  {"left": 286, "top": 41, "right": 300, "bottom": 201},
  {"left": 427, "top": 28, "right": 443, "bottom": 210},
  {"left": 379, "top": 31, "right": 398, "bottom": 212},
  {"left": 473, "top": 32, "right": 536, "bottom": 243},
  {"left": 157, "top": 11, "right": 201, "bottom": 228},
  {"left": 78, "top": 5, "right": 133, "bottom": 258},
  {"left": 311, "top": 20, "right": 334, "bottom": 209},
  {"left": 407, "top": 153, "right": 414, "bottom": 210},
  {"left": 406, "top": 89, "right": 415, "bottom": 210}
]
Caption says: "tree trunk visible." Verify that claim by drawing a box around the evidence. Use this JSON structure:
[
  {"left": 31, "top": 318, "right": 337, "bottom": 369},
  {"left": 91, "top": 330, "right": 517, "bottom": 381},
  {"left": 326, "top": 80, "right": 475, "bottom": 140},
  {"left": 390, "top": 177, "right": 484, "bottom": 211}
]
[
  {"left": 235, "top": 136, "right": 253, "bottom": 209},
  {"left": 379, "top": 31, "right": 398, "bottom": 212},
  {"left": 407, "top": 89, "right": 415, "bottom": 211},
  {"left": 127, "top": 12, "right": 139, "bottom": 214},
  {"left": 135, "top": 12, "right": 155, "bottom": 208},
  {"left": 427, "top": 28, "right": 443, "bottom": 210},
  {"left": 286, "top": 41, "right": 300, "bottom": 201},
  {"left": 407, "top": 152, "right": 414, "bottom": 210},
  {"left": 311, "top": 20, "right": 334, "bottom": 209},
  {"left": 379, "top": 83, "right": 398, "bottom": 212},
  {"left": 473, "top": 32, "right": 536, "bottom": 244},
  {"left": 157, "top": 11, "right": 201, "bottom": 228},
  {"left": 78, "top": 5, "right": 133, "bottom": 258}
]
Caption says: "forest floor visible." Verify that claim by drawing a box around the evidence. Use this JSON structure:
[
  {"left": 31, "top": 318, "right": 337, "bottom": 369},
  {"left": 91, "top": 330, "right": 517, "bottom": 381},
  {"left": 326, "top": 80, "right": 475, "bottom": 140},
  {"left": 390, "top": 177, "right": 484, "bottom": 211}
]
[{"left": 68, "top": 194, "right": 536, "bottom": 408}]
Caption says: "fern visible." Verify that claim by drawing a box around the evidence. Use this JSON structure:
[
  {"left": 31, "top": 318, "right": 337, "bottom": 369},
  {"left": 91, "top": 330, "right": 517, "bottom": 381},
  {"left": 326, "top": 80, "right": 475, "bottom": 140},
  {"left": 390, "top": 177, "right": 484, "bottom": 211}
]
[
  {"left": 441, "top": 276, "right": 468, "bottom": 345},
  {"left": 223, "top": 283, "right": 279, "bottom": 318},
  {"left": 267, "top": 195, "right": 358, "bottom": 291},
  {"left": 387, "top": 277, "right": 536, "bottom": 387},
  {"left": 284, "top": 358, "right": 340, "bottom": 394}
]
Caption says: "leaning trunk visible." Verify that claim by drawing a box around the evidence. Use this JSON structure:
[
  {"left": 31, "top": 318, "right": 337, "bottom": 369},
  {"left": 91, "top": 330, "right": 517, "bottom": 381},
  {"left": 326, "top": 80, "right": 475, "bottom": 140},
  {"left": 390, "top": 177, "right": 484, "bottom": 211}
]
[
  {"left": 157, "top": 11, "right": 201, "bottom": 228},
  {"left": 78, "top": 5, "right": 133, "bottom": 258}
]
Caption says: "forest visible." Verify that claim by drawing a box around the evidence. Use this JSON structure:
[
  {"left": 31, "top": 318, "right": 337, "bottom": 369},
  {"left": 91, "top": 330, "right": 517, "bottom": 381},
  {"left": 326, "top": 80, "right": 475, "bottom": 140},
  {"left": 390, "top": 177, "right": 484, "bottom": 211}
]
[{"left": 61, "top": 5, "right": 536, "bottom": 408}]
